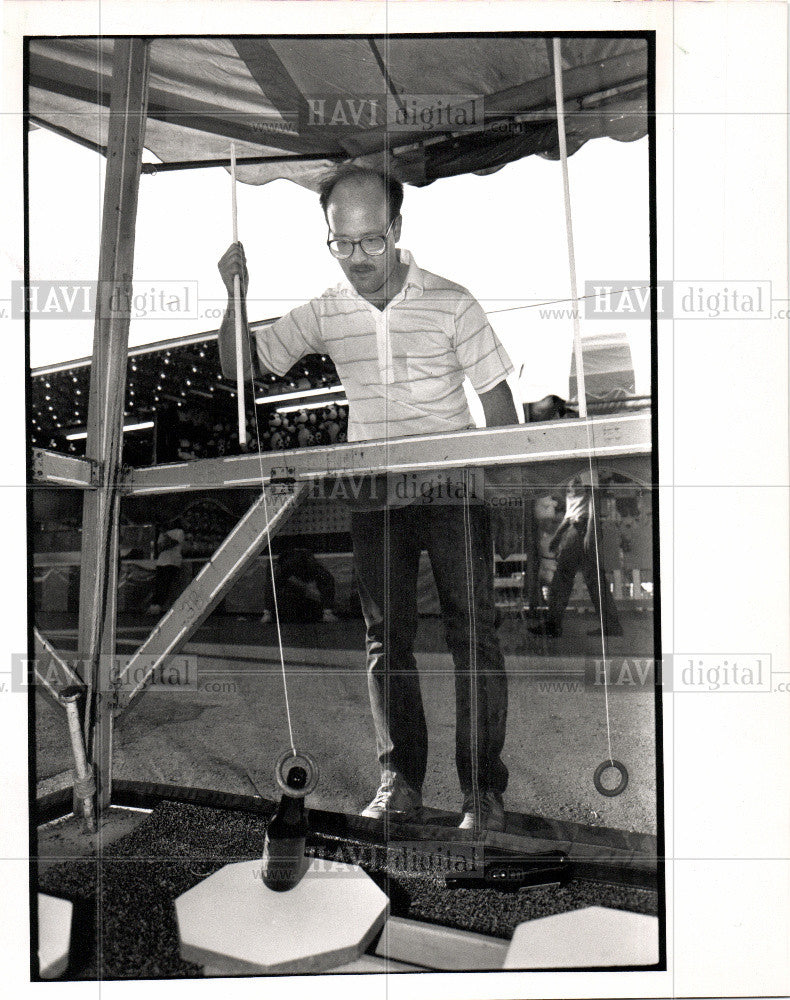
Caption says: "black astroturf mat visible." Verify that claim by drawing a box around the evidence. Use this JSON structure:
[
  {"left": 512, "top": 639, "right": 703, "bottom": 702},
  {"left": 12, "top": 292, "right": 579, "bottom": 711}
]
[{"left": 36, "top": 799, "right": 659, "bottom": 979}]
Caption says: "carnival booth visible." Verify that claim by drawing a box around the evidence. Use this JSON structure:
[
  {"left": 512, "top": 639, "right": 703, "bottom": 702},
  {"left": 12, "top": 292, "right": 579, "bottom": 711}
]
[{"left": 29, "top": 33, "right": 659, "bottom": 978}]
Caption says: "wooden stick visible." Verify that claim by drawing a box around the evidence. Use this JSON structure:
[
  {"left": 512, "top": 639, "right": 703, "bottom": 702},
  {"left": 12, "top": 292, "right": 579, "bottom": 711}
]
[
  {"left": 552, "top": 38, "right": 587, "bottom": 420},
  {"left": 230, "top": 143, "right": 247, "bottom": 446}
]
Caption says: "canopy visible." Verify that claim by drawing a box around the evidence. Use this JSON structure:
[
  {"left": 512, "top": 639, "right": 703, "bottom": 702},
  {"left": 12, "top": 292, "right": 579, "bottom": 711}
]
[{"left": 28, "top": 34, "right": 647, "bottom": 189}]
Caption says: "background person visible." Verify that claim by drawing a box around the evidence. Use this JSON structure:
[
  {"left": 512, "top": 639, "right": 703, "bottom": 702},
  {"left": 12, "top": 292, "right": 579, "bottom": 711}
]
[
  {"left": 531, "top": 472, "right": 622, "bottom": 639},
  {"left": 147, "top": 522, "right": 185, "bottom": 614},
  {"left": 262, "top": 548, "right": 337, "bottom": 624}
]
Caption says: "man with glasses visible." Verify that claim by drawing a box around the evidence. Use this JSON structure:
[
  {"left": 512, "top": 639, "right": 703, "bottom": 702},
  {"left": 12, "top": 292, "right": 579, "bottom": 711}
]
[{"left": 218, "top": 166, "right": 519, "bottom": 832}]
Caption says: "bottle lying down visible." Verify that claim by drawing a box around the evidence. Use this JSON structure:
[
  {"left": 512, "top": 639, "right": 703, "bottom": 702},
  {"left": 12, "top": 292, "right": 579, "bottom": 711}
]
[{"left": 444, "top": 850, "right": 570, "bottom": 891}]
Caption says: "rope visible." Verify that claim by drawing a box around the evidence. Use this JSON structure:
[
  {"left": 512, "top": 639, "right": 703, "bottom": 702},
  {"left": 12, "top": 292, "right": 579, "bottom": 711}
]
[
  {"left": 553, "top": 38, "right": 614, "bottom": 765},
  {"left": 586, "top": 467, "right": 614, "bottom": 765},
  {"left": 258, "top": 474, "right": 299, "bottom": 759}
]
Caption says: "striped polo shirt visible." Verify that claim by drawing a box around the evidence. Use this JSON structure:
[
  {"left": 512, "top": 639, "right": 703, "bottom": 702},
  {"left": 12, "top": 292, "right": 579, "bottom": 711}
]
[{"left": 255, "top": 249, "right": 514, "bottom": 443}]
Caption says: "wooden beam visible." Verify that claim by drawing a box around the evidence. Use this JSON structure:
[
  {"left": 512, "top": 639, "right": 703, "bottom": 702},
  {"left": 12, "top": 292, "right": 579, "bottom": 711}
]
[
  {"left": 123, "top": 413, "right": 652, "bottom": 494},
  {"left": 76, "top": 38, "right": 150, "bottom": 816},
  {"left": 325, "top": 954, "right": 423, "bottom": 974},
  {"left": 91, "top": 489, "right": 121, "bottom": 813},
  {"left": 375, "top": 916, "right": 508, "bottom": 971},
  {"left": 115, "top": 483, "right": 305, "bottom": 715},
  {"left": 31, "top": 449, "right": 96, "bottom": 488}
]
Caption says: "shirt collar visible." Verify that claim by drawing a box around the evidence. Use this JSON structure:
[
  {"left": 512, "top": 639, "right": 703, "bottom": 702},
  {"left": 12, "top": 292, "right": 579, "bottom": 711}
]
[
  {"left": 336, "top": 248, "right": 424, "bottom": 299},
  {"left": 398, "top": 249, "right": 425, "bottom": 297}
]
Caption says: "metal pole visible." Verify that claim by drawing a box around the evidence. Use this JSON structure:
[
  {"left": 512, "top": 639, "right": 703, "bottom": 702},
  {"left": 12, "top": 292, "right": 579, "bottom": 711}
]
[{"left": 60, "top": 687, "right": 97, "bottom": 834}]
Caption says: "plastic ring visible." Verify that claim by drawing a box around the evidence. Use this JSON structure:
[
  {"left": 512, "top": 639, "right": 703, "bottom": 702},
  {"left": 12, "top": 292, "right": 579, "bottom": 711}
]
[
  {"left": 274, "top": 748, "right": 319, "bottom": 797},
  {"left": 593, "top": 759, "right": 629, "bottom": 797}
]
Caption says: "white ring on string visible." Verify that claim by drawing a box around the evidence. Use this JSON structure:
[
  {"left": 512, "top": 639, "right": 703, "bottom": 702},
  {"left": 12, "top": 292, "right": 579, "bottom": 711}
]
[{"left": 275, "top": 748, "right": 320, "bottom": 797}]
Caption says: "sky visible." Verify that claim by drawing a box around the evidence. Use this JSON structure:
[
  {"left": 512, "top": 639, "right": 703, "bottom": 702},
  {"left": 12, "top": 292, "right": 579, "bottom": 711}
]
[{"left": 28, "top": 128, "right": 651, "bottom": 402}]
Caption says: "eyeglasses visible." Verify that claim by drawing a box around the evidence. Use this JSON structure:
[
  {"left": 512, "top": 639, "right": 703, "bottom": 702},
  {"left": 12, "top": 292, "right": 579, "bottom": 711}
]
[{"left": 327, "top": 217, "right": 396, "bottom": 259}]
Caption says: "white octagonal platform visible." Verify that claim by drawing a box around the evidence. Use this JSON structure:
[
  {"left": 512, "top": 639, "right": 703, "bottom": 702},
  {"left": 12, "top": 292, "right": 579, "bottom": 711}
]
[
  {"left": 504, "top": 905, "right": 659, "bottom": 969},
  {"left": 38, "top": 893, "right": 73, "bottom": 979},
  {"left": 176, "top": 858, "right": 389, "bottom": 975}
]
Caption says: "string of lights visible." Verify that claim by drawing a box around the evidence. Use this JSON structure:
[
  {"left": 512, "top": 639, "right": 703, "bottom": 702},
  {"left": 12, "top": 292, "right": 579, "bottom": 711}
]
[{"left": 30, "top": 335, "right": 347, "bottom": 463}]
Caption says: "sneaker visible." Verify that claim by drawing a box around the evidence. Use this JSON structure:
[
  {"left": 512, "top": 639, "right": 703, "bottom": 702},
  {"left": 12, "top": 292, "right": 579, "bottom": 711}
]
[
  {"left": 458, "top": 790, "right": 506, "bottom": 832},
  {"left": 360, "top": 772, "right": 423, "bottom": 822}
]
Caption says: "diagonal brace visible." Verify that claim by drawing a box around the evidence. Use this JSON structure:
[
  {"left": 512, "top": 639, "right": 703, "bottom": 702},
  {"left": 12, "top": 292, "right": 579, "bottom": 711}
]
[{"left": 115, "top": 483, "right": 306, "bottom": 715}]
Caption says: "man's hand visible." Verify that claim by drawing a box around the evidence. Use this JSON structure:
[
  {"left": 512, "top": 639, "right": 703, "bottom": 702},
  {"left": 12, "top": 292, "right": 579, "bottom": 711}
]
[
  {"left": 217, "top": 241, "right": 254, "bottom": 381},
  {"left": 218, "top": 241, "right": 249, "bottom": 299}
]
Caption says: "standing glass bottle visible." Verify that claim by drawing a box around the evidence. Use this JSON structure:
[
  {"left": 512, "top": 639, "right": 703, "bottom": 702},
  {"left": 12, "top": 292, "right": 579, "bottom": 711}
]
[{"left": 261, "top": 765, "right": 309, "bottom": 891}]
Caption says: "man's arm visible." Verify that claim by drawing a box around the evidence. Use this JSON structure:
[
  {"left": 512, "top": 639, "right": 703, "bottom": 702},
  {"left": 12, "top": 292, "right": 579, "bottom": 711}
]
[
  {"left": 477, "top": 380, "right": 518, "bottom": 487},
  {"left": 478, "top": 379, "right": 519, "bottom": 427},
  {"left": 218, "top": 298, "right": 257, "bottom": 382}
]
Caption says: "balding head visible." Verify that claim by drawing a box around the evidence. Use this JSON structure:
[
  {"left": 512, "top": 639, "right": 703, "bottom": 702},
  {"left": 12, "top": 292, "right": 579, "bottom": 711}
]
[{"left": 319, "top": 166, "right": 403, "bottom": 223}]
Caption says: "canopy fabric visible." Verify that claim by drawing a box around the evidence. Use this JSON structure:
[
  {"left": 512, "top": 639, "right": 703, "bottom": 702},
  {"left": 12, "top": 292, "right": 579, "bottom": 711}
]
[{"left": 28, "top": 34, "right": 647, "bottom": 189}]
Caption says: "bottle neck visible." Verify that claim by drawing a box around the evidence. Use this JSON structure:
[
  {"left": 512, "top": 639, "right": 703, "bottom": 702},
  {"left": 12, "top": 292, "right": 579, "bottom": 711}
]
[{"left": 271, "top": 792, "right": 306, "bottom": 832}]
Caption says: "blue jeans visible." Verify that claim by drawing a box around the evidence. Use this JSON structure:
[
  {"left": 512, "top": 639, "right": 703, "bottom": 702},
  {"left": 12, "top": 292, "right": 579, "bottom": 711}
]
[{"left": 350, "top": 501, "right": 508, "bottom": 797}]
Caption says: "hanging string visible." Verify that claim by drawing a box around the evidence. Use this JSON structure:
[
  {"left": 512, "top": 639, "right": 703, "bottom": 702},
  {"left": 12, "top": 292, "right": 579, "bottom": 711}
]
[
  {"left": 258, "top": 474, "right": 299, "bottom": 760},
  {"left": 230, "top": 143, "right": 298, "bottom": 759},
  {"left": 485, "top": 287, "right": 651, "bottom": 317},
  {"left": 552, "top": 38, "right": 614, "bottom": 766}
]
